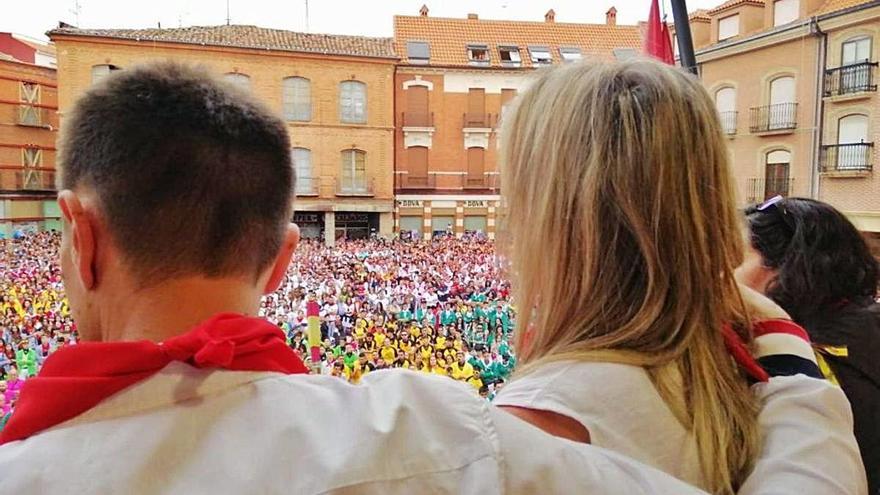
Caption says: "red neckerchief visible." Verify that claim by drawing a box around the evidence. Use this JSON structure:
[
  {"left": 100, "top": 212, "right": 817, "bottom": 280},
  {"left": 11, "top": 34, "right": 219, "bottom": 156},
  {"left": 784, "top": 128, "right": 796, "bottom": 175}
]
[{"left": 0, "top": 313, "right": 308, "bottom": 445}]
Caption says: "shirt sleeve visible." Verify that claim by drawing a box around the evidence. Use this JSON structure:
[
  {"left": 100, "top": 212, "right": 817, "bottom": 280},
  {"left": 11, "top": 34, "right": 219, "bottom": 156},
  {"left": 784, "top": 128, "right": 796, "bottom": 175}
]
[{"left": 738, "top": 375, "right": 868, "bottom": 495}]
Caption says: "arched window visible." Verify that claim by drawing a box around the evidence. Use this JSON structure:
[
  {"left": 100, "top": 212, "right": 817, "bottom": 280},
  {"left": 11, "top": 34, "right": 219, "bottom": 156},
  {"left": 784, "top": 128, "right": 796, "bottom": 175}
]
[
  {"left": 91, "top": 64, "right": 121, "bottom": 84},
  {"left": 339, "top": 81, "right": 367, "bottom": 123},
  {"left": 715, "top": 87, "right": 737, "bottom": 134},
  {"left": 768, "top": 76, "right": 796, "bottom": 130},
  {"left": 340, "top": 149, "right": 367, "bottom": 193},
  {"left": 283, "top": 77, "right": 311, "bottom": 121},
  {"left": 224, "top": 73, "right": 251, "bottom": 91},
  {"left": 764, "top": 149, "right": 791, "bottom": 200},
  {"left": 404, "top": 85, "right": 429, "bottom": 126},
  {"left": 837, "top": 114, "right": 871, "bottom": 171},
  {"left": 291, "top": 148, "right": 314, "bottom": 195}
]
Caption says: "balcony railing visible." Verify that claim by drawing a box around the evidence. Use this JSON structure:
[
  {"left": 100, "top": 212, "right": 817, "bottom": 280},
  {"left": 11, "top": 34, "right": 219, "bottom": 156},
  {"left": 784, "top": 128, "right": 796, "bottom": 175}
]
[
  {"left": 749, "top": 103, "right": 798, "bottom": 133},
  {"left": 0, "top": 168, "right": 57, "bottom": 192},
  {"left": 397, "top": 173, "right": 436, "bottom": 190},
  {"left": 335, "top": 177, "right": 375, "bottom": 196},
  {"left": 294, "top": 177, "right": 319, "bottom": 197},
  {"left": 462, "top": 112, "right": 493, "bottom": 128},
  {"left": 820, "top": 142, "right": 874, "bottom": 172},
  {"left": 402, "top": 112, "right": 434, "bottom": 127},
  {"left": 747, "top": 177, "right": 794, "bottom": 204},
  {"left": 462, "top": 174, "right": 500, "bottom": 191},
  {"left": 719, "top": 111, "right": 738, "bottom": 135},
  {"left": 824, "top": 62, "right": 878, "bottom": 97}
]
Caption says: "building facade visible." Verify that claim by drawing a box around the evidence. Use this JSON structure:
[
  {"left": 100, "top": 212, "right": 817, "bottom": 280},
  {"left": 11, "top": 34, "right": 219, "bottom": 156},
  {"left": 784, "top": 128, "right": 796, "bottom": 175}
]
[
  {"left": 392, "top": 7, "right": 643, "bottom": 239},
  {"left": 48, "top": 24, "right": 398, "bottom": 245},
  {"left": 684, "top": 0, "right": 880, "bottom": 252},
  {"left": 0, "top": 54, "right": 59, "bottom": 238}
]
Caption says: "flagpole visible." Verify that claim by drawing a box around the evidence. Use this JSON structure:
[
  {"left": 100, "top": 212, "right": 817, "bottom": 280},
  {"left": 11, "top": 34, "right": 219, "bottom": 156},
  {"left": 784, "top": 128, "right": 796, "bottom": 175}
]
[{"left": 670, "top": 0, "right": 699, "bottom": 76}]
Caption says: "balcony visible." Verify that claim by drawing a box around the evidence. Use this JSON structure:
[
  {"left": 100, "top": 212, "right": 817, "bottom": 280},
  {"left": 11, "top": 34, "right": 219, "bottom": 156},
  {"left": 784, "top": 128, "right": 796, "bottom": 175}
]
[
  {"left": 719, "top": 111, "right": 737, "bottom": 135},
  {"left": 749, "top": 103, "right": 797, "bottom": 134},
  {"left": 824, "top": 62, "right": 878, "bottom": 98},
  {"left": 294, "top": 177, "right": 319, "bottom": 197},
  {"left": 462, "top": 112, "right": 493, "bottom": 128},
  {"left": 0, "top": 167, "right": 57, "bottom": 192},
  {"left": 397, "top": 173, "right": 436, "bottom": 190},
  {"left": 402, "top": 112, "right": 434, "bottom": 128},
  {"left": 747, "top": 177, "right": 794, "bottom": 204},
  {"left": 335, "top": 177, "right": 375, "bottom": 197},
  {"left": 462, "top": 173, "right": 500, "bottom": 191},
  {"left": 820, "top": 142, "right": 874, "bottom": 173}
]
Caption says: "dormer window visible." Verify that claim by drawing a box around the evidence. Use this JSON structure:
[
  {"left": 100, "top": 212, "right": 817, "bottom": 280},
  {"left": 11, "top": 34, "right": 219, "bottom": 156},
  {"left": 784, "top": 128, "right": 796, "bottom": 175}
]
[
  {"left": 773, "top": 0, "right": 799, "bottom": 27},
  {"left": 467, "top": 44, "right": 490, "bottom": 66},
  {"left": 560, "top": 47, "right": 582, "bottom": 63},
  {"left": 529, "top": 46, "right": 552, "bottom": 65},
  {"left": 499, "top": 46, "right": 521, "bottom": 66},
  {"left": 718, "top": 14, "right": 740, "bottom": 41}
]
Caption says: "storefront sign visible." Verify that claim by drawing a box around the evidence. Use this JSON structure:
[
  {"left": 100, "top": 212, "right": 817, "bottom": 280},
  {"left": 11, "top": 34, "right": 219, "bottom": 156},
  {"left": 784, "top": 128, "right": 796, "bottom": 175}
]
[
  {"left": 336, "top": 212, "right": 370, "bottom": 223},
  {"left": 464, "top": 200, "right": 487, "bottom": 208},
  {"left": 293, "top": 213, "right": 321, "bottom": 224},
  {"left": 396, "top": 200, "right": 423, "bottom": 208}
]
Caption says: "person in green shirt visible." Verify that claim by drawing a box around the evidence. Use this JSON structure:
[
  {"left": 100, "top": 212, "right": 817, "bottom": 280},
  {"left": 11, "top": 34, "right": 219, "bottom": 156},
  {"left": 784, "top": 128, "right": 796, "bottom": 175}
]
[
  {"left": 397, "top": 307, "right": 413, "bottom": 323},
  {"left": 342, "top": 344, "right": 359, "bottom": 370},
  {"left": 15, "top": 342, "right": 37, "bottom": 378},
  {"left": 440, "top": 305, "right": 458, "bottom": 327}
]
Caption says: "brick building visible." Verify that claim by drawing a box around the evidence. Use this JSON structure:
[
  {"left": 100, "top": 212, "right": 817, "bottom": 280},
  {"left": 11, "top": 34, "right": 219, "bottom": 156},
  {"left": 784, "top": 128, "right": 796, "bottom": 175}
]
[
  {"left": 392, "top": 6, "right": 643, "bottom": 239},
  {"left": 48, "top": 24, "right": 398, "bottom": 245},
  {"left": 0, "top": 44, "right": 59, "bottom": 238},
  {"left": 680, "top": 0, "right": 880, "bottom": 251}
]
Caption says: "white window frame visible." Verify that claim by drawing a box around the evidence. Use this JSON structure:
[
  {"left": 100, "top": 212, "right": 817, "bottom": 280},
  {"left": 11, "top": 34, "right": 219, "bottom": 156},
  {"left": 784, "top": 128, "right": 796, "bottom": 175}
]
[
  {"left": 407, "top": 41, "right": 430, "bottom": 63},
  {"left": 224, "top": 73, "right": 251, "bottom": 91},
  {"left": 498, "top": 46, "right": 521, "bottom": 66},
  {"left": 467, "top": 44, "right": 490, "bottom": 65},
  {"left": 560, "top": 47, "right": 583, "bottom": 63},
  {"left": 718, "top": 14, "right": 740, "bottom": 41},
  {"left": 528, "top": 46, "right": 553, "bottom": 65},
  {"left": 292, "top": 148, "right": 314, "bottom": 195},
  {"left": 339, "top": 81, "right": 367, "bottom": 124},
  {"left": 340, "top": 149, "right": 367, "bottom": 192},
  {"left": 91, "top": 64, "right": 120, "bottom": 84},
  {"left": 283, "top": 77, "right": 311, "bottom": 122},
  {"left": 773, "top": 0, "right": 799, "bottom": 27},
  {"left": 842, "top": 36, "right": 872, "bottom": 66}
]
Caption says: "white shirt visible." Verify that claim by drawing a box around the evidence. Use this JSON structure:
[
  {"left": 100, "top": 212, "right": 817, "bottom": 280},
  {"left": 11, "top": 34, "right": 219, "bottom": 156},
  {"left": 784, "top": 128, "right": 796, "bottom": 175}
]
[
  {"left": 0, "top": 364, "right": 708, "bottom": 494},
  {"left": 495, "top": 362, "right": 868, "bottom": 495}
]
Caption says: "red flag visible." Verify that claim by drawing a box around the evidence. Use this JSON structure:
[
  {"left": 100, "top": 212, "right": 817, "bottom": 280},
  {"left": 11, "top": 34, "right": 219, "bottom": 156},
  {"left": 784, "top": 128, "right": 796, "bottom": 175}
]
[{"left": 644, "top": 0, "right": 675, "bottom": 65}]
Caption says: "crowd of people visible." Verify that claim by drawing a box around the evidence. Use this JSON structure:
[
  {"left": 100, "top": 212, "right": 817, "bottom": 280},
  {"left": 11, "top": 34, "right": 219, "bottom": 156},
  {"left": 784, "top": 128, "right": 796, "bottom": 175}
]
[
  {"left": 261, "top": 235, "right": 516, "bottom": 398},
  {"left": 0, "top": 231, "right": 517, "bottom": 428}
]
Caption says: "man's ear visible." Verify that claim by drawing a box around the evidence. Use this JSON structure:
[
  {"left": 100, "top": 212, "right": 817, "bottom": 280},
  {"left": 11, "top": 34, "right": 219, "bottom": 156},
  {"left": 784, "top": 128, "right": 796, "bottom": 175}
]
[
  {"left": 58, "top": 190, "right": 97, "bottom": 290},
  {"left": 262, "top": 223, "right": 300, "bottom": 295}
]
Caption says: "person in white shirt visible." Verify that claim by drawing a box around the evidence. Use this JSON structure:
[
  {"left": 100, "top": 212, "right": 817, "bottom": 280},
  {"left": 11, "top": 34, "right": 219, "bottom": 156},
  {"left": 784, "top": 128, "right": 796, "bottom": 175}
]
[
  {"left": 490, "top": 59, "right": 867, "bottom": 495},
  {"left": 0, "top": 60, "right": 865, "bottom": 495}
]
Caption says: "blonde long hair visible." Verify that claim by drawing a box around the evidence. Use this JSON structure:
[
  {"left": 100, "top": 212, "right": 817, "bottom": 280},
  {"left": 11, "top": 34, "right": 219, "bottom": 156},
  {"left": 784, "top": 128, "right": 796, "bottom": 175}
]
[{"left": 500, "top": 60, "right": 759, "bottom": 494}]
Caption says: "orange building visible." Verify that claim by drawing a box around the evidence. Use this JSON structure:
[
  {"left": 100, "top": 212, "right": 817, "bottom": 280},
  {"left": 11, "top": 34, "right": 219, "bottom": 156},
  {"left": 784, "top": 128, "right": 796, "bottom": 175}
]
[
  {"left": 48, "top": 24, "right": 397, "bottom": 245},
  {"left": 0, "top": 52, "right": 59, "bottom": 238},
  {"left": 679, "top": 0, "right": 880, "bottom": 252},
  {"left": 392, "top": 6, "right": 643, "bottom": 239}
]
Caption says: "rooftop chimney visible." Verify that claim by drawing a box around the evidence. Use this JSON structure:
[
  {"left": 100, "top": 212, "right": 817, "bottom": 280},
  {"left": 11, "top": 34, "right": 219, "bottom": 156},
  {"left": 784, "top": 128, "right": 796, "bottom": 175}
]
[
  {"left": 419, "top": 4, "right": 429, "bottom": 16},
  {"left": 545, "top": 9, "right": 556, "bottom": 23},
  {"left": 606, "top": 7, "right": 617, "bottom": 26},
  {"left": 467, "top": 13, "right": 478, "bottom": 20}
]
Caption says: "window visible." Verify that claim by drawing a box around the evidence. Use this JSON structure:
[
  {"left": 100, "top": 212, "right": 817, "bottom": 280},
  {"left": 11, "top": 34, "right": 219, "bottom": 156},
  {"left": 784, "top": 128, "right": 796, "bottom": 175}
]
[
  {"left": 406, "top": 146, "right": 429, "bottom": 187},
  {"left": 339, "top": 81, "right": 367, "bottom": 123},
  {"left": 340, "top": 149, "right": 367, "bottom": 193},
  {"left": 528, "top": 46, "right": 553, "bottom": 65},
  {"left": 224, "top": 73, "right": 250, "bottom": 90},
  {"left": 715, "top": 87, "right": 737, "bottom": 134},
  {"left": 465, "top": 88, "right": 487, "bottom": 127},
  {"left": 500, "top": 88, "right": 517, "bottom": 121},
  {"left": 499, "top": 46, "right": 522, "bottom": 66},
  {"left": 18, "top": 82, "right": 41, "bottom": 126},
  {"left": 399, "top": 216, "right": 423, "bottom": 238},
  {"left": 464, "top": 216, "right": 487, "bottom": 234},
  {"left": 292, "top": 148, "right": 314, "bottom": 195},
  {"left": 718, "top": 14, "right": 740, "bottom": 41},
  {"left": 560, "top": 47, "right": 583, "bottom": 63},
  {"left": 282, "top": 77, "right": 311, "bottom": 122},
  {"left": 466, "top": 147, "right": 485, "bottom": 187},
  {"left": 842, "top": 37, "right": 872, "bottom": 65},
  {"left": 467, "top": 44, "right": 490, "bottom": 66},
  {"left": 765, "top": 150, "right": 791, "bottom": 199},
  {"left": 774, "top": 0, "right": 799, "bottom": 27},
  {"left": 613, "top": 48, "right": 637, "bottom": 61},
  {"left": 21, "top": 147, "right": 43, "bottom": 190},
  {"left": 431, "top": 216, "right": 455, "bottom": 237},
  {"left": 91, "top": 64, "right": 120, "bottom": 84},
  {"left": 407, "top": 41, "right": 430, "bottom": 64},
  {"left": 836, "top": 114, "right": 871, "bottom": 170},
  {"left": 404, "top": 85, "right": 430, "bottom": 126},
  {"left": 769, "top": 76, "right": 796, "bottom": 129}
]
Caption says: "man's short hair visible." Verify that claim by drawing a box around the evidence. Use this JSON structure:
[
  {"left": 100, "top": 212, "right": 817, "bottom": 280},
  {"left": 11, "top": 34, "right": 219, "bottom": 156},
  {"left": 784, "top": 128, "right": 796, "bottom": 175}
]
[{"left": 59, "top": 61, "right": 293, "bottom": 284}]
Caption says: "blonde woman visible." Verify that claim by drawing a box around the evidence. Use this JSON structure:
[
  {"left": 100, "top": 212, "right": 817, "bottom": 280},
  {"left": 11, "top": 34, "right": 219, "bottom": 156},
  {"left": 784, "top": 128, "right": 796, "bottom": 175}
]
[{"left": 491, "top": 59, "right": 811, "bottom": 494}]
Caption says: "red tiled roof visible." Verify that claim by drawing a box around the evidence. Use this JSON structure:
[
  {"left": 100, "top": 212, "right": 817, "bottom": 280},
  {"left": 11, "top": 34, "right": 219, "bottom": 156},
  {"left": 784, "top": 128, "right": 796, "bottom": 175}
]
[
  {"left": 47, "top": 24, "right": 396, "bottom": 60},
  {"left": 689, "top": 9, "right": 712, "bottom": 22},
  {"left": 394, "top": 15, "right": 643, "bottom": 68},
  {"left": 707, "top": 0, "right": 765, "bottom": 15}
]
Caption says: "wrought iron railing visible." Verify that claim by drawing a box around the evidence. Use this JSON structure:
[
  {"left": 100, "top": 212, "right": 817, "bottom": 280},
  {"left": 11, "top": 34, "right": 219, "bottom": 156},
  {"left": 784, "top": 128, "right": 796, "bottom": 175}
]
[
  {"left": 719, "top": 111, "right": 738, "bottom": 135},
  {"left": 747, "top": 177, "right": 794, "bottom": 203},
  {"left": 749, "top": 103, "right": 798, "bottom": 133},
  {"left": 462, "top": 112, "right": 492, "bottom": 128},
  {"left": 335, "top": 177, "right": 375, "bottom": 196},
  {"left": 402, "top": 112, "right": 434, "bottom": 127},
  {"left": 397, "top": 173, "right": 436, "bottom": 190},
  {"left": 820, "top": 142, "right": 874, "bottom": 172},
  {"left": 824, "top": 62, "right": 878, "bottom": 96}
]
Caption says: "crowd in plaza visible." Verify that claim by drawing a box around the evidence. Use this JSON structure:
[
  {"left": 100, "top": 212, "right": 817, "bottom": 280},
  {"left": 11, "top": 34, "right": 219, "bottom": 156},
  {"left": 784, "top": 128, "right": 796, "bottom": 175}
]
[{"left": 0, "top": 231, "right": 517, "bottom": 430}]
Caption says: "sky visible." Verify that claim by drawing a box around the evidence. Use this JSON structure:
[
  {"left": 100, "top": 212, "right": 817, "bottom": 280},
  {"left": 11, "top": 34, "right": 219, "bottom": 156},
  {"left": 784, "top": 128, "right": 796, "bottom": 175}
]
[{"left": 4, "top": 0, "right": 723, "bottom": 42}]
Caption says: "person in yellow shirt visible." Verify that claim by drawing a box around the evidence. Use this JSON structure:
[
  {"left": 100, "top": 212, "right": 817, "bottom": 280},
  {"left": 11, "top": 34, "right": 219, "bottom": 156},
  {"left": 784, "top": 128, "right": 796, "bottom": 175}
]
[
  {"left": 373, "top": 328, "right": 386, "bottom": 348},
  {"left": 380, "top": 341, "right": 396, "bottom": 363},
  {"left": 427, "top": 356, "right": 447, "bottom": 376},
  {"left": 450, "top": 352, "right": 476, "bottom": 382}
]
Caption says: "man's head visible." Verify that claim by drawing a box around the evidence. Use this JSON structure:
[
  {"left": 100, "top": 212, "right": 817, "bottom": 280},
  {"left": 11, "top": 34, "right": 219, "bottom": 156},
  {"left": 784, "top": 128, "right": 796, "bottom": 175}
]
[{"left": 57, "top": 62, "right": 298, "bottom": 340}]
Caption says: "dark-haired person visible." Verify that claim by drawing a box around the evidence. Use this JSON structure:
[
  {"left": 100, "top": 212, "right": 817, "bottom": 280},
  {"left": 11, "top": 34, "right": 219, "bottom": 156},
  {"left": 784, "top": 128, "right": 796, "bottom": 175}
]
[
  {"left": 0, "top": 61, "right": 714, "bottom": 494},
  {"left": 740, "top": 195, "right": 880, "bottom": 494}
]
